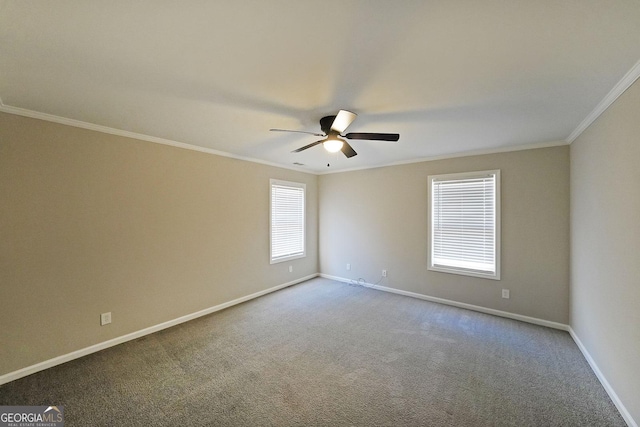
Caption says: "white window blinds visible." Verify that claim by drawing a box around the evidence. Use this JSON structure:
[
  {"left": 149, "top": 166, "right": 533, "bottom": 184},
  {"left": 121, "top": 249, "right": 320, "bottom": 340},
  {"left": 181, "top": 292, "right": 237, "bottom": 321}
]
[
  {"left": 429, "top": 170, "right": 500, "bottom": 279},
  {"left": 270, "top": 180, "right": 306, "bottom": 264}
]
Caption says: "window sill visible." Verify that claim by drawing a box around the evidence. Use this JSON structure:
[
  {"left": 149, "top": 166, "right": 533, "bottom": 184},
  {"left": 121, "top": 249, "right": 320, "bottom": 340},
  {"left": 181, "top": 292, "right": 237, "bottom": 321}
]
[
  {"left": 428, "top": 265, "right": 500, "bottom": 280},
  {"left": 270, "top": 253, "right": 306, "bottom": 265}
]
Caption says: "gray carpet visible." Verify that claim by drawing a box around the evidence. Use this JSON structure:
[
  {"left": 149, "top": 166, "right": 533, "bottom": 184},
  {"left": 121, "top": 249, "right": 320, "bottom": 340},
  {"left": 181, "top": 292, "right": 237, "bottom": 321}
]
[{"left": 0, "top": 278, "right": 625, "bottom": 426}]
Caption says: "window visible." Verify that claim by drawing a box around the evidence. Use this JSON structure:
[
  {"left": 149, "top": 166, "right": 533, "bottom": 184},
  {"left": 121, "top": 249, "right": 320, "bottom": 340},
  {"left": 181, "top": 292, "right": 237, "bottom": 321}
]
[
  {"left": 428, "top": 170, "right": 500, "bottom": 280},
  {"left": 270, "top": 179, "right": 306, "bottom": 264}
]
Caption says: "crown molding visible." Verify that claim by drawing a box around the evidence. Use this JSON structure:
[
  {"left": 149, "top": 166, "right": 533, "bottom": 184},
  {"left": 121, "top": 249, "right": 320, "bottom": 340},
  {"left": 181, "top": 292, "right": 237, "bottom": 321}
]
[
  {"left": 0, "top": 100, "right": 565, "bottom": 176},
  {"left": 4, "top": 56, "right": 639, "bottom": 175},
  {"left": 0, "top": 101, "right": 311, "bottom": 175},
  {"left": 317, "top": 139, "right": 569, "bottom": 175},
  {"left": 566, "top": 58, "right": 640, "bottom": 143},
  {"left": 0, "top": 101, "right": 570, "bottom": 176}
]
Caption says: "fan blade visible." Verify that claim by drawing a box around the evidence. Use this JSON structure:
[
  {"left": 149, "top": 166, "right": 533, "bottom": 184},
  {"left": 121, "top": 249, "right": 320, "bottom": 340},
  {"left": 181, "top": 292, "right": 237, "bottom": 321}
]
[
  {"left": 344, "top": 132, "right": 399, "bottom": 141},
  {"left": 330, "top": 110, "right": 357, "bottom": 133},
  {"left": 270, "top": 128, "right": 325, "bottom": 137},
  {"left": 292, "top": 139, "right": 325, "bottom": 153},
  {"left": 341, "top": 141, "right": 357, "bottom": 158}
]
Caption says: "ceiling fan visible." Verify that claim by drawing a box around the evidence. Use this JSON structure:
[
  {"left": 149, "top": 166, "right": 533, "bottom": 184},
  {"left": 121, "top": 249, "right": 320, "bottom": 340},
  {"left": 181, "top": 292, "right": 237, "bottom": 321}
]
[{"left": 270, "top": 110, "right": 399, "bottom": 158}]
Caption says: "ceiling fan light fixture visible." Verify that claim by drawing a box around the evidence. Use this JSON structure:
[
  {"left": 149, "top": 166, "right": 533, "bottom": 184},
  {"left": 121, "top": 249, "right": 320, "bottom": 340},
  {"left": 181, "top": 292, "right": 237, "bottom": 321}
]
[
  {"left": 275, "top": 110, "right": 398, "bottom": 159},
  {"left": 323, "top": 138, "right": 344, "bottom": 153}
]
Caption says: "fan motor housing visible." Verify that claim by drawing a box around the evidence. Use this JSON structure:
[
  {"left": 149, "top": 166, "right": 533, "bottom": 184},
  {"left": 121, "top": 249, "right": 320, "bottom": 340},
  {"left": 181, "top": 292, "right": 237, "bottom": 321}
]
[{"left": 320, "top": 115, "right": 337, "bottom": 135}]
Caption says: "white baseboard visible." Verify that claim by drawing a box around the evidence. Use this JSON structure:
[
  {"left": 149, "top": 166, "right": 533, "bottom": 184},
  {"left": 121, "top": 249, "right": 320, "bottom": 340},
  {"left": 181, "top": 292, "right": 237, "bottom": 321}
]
[
  {"left": 569, "top": 327, "right": 637, "bottom": 427},
  {"left": 320, "top": 274, "right": 635, "bottom": 426},
  {"left": 320, "top": 274, "right": 569, "bottom": 331},
  {"left": 4, "top": 273, "right": 634, "bottom": 427},
  {"left": 0, "top": 273, "right": 318, "bottom": 386}
]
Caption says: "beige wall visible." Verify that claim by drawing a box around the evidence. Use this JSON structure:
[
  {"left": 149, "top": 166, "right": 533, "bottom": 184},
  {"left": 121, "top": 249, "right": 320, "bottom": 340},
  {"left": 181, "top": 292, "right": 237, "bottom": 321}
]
[
  {"left": 319, "top": 146, "right": 570, "bottom": 324},
  {"left": 570, "top": 79, "right": 640, "bottom": 423},
  {"left": 0, "top": 112, "right": 318, "bottom": 376}
]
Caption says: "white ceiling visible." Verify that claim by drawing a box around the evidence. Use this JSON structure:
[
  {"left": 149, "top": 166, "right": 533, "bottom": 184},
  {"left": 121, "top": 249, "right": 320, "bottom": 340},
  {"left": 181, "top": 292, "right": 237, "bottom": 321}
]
[{"left": 1, "top": 1, "right": 639, "bottom": 173}]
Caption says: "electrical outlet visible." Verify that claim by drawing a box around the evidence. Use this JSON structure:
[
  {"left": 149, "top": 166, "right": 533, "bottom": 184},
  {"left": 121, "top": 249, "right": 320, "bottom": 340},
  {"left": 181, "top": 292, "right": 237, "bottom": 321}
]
[
  {"left": 382, "top": 269, "right": 387, "bottom": 277},
  {"left": 289, "top": 265, "right": 293, "bottom": 273},
  {"left": 502, "top": 289, "right": 510, "bottom": 299},
  {"left": 346, "top": 263, "right": 351, "bottom": 271},
  {"left": 100, "top": 312, "right": 112, "bottom": 326}
]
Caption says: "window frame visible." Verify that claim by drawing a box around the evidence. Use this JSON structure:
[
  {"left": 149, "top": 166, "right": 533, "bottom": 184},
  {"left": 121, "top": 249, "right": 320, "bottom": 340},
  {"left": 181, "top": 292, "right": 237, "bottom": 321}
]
[
  {"left": 270, "top": 179, "right": 306, "bottom": 264},
  {"left": 428, "top": 170, "right": 501, "bottom": 280}
]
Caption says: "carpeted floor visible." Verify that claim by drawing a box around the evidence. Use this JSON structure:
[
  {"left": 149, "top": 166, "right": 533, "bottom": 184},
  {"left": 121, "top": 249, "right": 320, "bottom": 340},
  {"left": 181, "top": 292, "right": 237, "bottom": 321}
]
[{"left": 0, "top": 278, "right": 625, "bottom": 426}]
